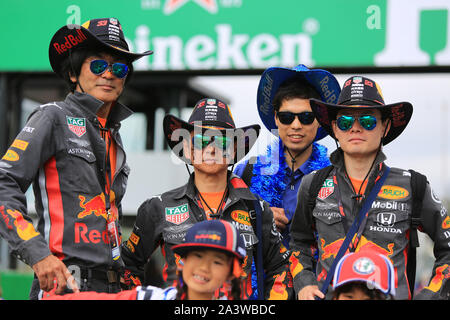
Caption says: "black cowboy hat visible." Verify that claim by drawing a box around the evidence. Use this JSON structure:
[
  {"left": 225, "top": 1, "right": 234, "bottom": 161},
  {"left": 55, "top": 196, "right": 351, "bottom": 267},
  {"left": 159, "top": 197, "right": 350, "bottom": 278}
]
[
  {"left": 49, "top": 18, "right": 152, "bottom": 77},
  {"left": 310, "top": 76, "right": 413, "bottom": 145},
  {"left": 163, "top": 98, "right": 260, "bottom": 165}
]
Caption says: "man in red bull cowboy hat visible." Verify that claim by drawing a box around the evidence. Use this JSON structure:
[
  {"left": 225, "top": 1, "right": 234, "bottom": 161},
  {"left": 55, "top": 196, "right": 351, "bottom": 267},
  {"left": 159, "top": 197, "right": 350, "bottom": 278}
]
[
  {"left": 0, "top": 18, "right": 151, "bottom": 299},
  {"left": 289, "top": 76, "right": 450, "bottom": 300},
  {"left": 121, "top": 98, "right": 294, "bottom": 300}
]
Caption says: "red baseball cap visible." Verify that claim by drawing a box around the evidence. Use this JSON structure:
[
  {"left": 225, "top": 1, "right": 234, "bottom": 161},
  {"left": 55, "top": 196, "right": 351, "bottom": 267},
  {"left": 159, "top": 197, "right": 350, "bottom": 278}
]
[{"left": 332, "top": 251, "right": 396, "bottom": 296}]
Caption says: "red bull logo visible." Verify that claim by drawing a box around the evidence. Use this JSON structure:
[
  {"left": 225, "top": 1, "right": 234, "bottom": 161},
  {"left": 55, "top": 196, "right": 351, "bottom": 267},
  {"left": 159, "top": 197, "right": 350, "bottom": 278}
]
[
  {"left": 75, "top": 192, "right": 118, "bottom": 244},
  {"left": 289, "top": 251, "right": 304, "bottom": 278},
  {"left": 320, "top": 236, "right": 394, "bottom": 261},
  {"left": 53, "top": 29, "right": 87, "bottom": 55},
  {"left": 78, "top": 193, "right": 110, "bottom": 220},
  {"left": 195, "top": 233, "right": 221, "bottom": 241},
  {"left": 268, "top": 271, "right": 288, "bottom": 300},
  {"left": 5, "top": 208, "right": 39, "bottom": 241},
  {"left": 425, "top": 264, "right": 450, "bottom": 293},
  {"left": 320, "top": 238, "right": 344, "bottom": 260}
]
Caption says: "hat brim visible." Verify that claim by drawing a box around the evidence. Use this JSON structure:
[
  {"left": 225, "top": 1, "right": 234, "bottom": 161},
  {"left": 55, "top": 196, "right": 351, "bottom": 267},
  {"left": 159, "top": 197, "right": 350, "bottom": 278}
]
[
  {"left": 163, "top": 114, "right": 260, "bottom": 165},
  {"left": 49, "top": 24, "right": 153, "bottom": 76},
  {"left": 310, "top": 99, "right": 413, "bottom": 145},
  {"left": 256, "top": 66, "right": 341, "bottom": 141},
  {"left": 172, "top": 242, "right": 244, "bottom": 261}
]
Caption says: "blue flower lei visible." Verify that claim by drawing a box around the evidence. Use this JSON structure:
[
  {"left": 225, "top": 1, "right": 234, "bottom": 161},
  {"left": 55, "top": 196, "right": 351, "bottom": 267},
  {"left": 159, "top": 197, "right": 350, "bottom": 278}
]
[{"left": 249, "top": 138, "right": 330, "bottom": 207}]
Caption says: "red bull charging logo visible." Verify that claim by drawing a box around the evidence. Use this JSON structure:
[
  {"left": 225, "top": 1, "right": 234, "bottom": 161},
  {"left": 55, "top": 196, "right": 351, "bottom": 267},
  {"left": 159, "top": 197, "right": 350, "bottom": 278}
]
[{"left": 320, "top": 236, "right": 394, "bottom": 262}]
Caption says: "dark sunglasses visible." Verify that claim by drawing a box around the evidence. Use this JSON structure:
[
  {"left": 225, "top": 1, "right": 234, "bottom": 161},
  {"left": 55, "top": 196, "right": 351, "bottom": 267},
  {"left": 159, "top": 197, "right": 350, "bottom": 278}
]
[
  {"left": 192, "top": 134, "right": 232, "bottom": 151},
  {"left": 276, "top": 111, "right": 316, "bottom": 125},
  {"left": 90, "top": 59, "right": 129, "bottom": 79},
  {"left": 336, "top": 115, "right": 378, "bottom": 131}
]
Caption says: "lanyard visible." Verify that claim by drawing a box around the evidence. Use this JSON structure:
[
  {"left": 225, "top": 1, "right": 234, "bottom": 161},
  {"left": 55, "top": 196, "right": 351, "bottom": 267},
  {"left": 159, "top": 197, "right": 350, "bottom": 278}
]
[
  {"left": 99, "top": 120, "right": 120, "bottom": 261},
  {"left": 318, "top": 164, "right": 390, "bottom": 298},
  {"left": 332, "top": 163, "right": 384, "bottom": 248}
]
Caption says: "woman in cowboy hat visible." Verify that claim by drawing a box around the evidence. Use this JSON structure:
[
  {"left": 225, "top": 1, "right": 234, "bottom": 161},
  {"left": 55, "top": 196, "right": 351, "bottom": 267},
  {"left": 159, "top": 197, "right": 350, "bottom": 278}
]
[
  {"left": 121, "top": 98, "right": 294, "bottom": 300},
  {"left": 0, "top": 18, "right": 151, "bottom": 299},
  {"left": 289, "top": 76, "right": 450, "bottom": 300}
]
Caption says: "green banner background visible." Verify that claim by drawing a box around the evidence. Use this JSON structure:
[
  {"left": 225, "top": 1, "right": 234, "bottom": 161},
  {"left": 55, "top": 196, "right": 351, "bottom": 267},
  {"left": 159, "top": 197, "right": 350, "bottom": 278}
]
[{"left": 0, "top": 0, "right": 447, "bottom": 71}]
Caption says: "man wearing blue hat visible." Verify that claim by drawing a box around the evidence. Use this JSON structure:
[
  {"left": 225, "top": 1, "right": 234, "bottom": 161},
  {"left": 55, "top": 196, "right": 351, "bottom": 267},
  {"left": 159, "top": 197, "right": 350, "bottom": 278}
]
[{"left": 234, "top": 64, "right": 341, "bottom": 248}]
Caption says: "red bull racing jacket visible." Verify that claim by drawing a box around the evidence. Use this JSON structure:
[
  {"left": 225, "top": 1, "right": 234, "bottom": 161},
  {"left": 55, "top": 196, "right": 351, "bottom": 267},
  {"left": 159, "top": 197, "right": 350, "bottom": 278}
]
[
  {"left": 289, "top": 149, "right": 450, "bottom": 300},
  {"left": 122, "top": 172, "right": 294, "bottom": 300},
  {"left": 0, "top": 92, "right": 131, "bottom": 271}
]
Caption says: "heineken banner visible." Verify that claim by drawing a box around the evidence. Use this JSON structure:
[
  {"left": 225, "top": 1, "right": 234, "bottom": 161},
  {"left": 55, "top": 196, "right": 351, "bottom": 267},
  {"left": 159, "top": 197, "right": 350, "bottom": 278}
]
[{"left": 1, "top": 0, "right": 449, "bottom": 71}]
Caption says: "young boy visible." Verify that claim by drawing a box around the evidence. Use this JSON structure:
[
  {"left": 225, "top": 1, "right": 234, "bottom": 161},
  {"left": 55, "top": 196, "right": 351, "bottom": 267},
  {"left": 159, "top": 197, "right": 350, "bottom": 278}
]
[
  {"left": 122, "top": 98, "right": 294, "bottom": 300},
  {"left": 41, "top": 220, "right": 246, "bottom": 300}
]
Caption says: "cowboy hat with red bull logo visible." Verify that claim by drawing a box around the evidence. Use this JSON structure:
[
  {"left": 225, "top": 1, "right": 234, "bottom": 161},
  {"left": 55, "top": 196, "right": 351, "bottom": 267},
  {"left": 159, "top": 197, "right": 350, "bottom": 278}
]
[
  {"left": 310, "top": 76, "right": 413, "bottom": 145},
  {"left": 163, "top": 98, "right": 261, "bottom": 165}
]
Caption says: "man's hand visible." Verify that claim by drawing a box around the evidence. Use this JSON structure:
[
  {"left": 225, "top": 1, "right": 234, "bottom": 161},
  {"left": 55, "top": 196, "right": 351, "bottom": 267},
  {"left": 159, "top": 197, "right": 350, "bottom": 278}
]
[
  {"left": 297, "top": 285, "right": 325, "bottom": 300},
  {"left": 32, "top": 254, "right": 79, "bottom": 294},
  {"left": 271, "top": 207, "right": 289, "bottom": 231}
]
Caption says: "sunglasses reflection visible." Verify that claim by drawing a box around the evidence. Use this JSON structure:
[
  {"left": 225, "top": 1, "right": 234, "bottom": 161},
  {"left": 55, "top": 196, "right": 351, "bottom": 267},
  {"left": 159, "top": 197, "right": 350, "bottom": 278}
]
[{"left": 170, "top": 128, "right": 258, "bottom": 165}]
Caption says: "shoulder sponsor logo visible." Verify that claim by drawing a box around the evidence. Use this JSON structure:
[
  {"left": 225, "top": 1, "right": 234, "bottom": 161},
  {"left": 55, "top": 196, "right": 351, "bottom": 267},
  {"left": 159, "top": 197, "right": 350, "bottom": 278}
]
[
  {"left": 318, "top": 178, "right": 334, "bottom": 200},
  {"left": 442, "top": 216, "right": 450, "bottom": 230},
  {"left": 378, "top": 185, "right": 409, "bottom": 200},
  {"left": 129, "top": 232, "right": 140, "bottom": 245},
  {"left": 5, "top": 208, "right": 39, "bottom": 241},
  {"left": 66, "top": 116, "right": 87, "bottom": 138},
  {"left": 231, "top": 210, "right": 251, "bottom": 226},
  {"left": 11, "top": 139, "right": 29, "bottom": 151},
  {"left": 431, "top": 188, "right": 442, "bottom": 204},
  {"left": 165, "top": 203, "right": 190, "bottom": 225},
  {"left": 22, "top": 126, "right": 35, "bottom": 133},
  {"left": 2, "top": 149, "right": 19, "bottom": 162}
]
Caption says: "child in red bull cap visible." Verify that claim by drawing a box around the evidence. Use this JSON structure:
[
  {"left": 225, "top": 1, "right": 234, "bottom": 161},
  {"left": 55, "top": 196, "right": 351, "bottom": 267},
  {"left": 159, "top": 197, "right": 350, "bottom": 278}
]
[
  {"left": 41, "top": 220, "right": 245, "bottom": 300},
  {"left": 332, "top": 251, "right": 395, "bottom": 300},
  {"left": 289, "top": 76, "right": 450, "bottom": 300}
]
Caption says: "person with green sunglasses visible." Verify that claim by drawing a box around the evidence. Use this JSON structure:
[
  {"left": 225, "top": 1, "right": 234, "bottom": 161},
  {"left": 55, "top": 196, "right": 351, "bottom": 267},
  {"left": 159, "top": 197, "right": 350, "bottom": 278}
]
[
  {"left": 121, "top": 98, "right": 295, "bottom": 300},
  {"left": 289, "top": 76, "right": 450, "bottom": 301}
]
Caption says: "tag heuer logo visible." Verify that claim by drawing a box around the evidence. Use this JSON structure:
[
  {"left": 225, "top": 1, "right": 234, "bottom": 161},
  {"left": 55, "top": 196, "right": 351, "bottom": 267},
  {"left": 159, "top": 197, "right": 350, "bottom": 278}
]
[
  {"left": 66, "top": 116, "right": 86, "bottom": 137},
  {"left": 318, "top": 178, "right": 334, "bottom": 200},
  {"left": 165, "top": 204, "right": 190, "bottom": 225}
]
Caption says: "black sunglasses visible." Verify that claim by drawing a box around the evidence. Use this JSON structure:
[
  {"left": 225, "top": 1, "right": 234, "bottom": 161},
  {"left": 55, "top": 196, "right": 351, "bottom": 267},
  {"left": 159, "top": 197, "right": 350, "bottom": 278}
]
[{"left": 276, "top": 111, "right": 316, "bottom": 125}]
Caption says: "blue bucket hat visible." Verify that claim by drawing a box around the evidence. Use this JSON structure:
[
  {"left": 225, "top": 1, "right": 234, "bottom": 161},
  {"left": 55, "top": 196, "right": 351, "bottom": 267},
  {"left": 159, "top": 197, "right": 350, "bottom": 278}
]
[{"left": 256, "top": 64, "right": 341, "bottom": 141}]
